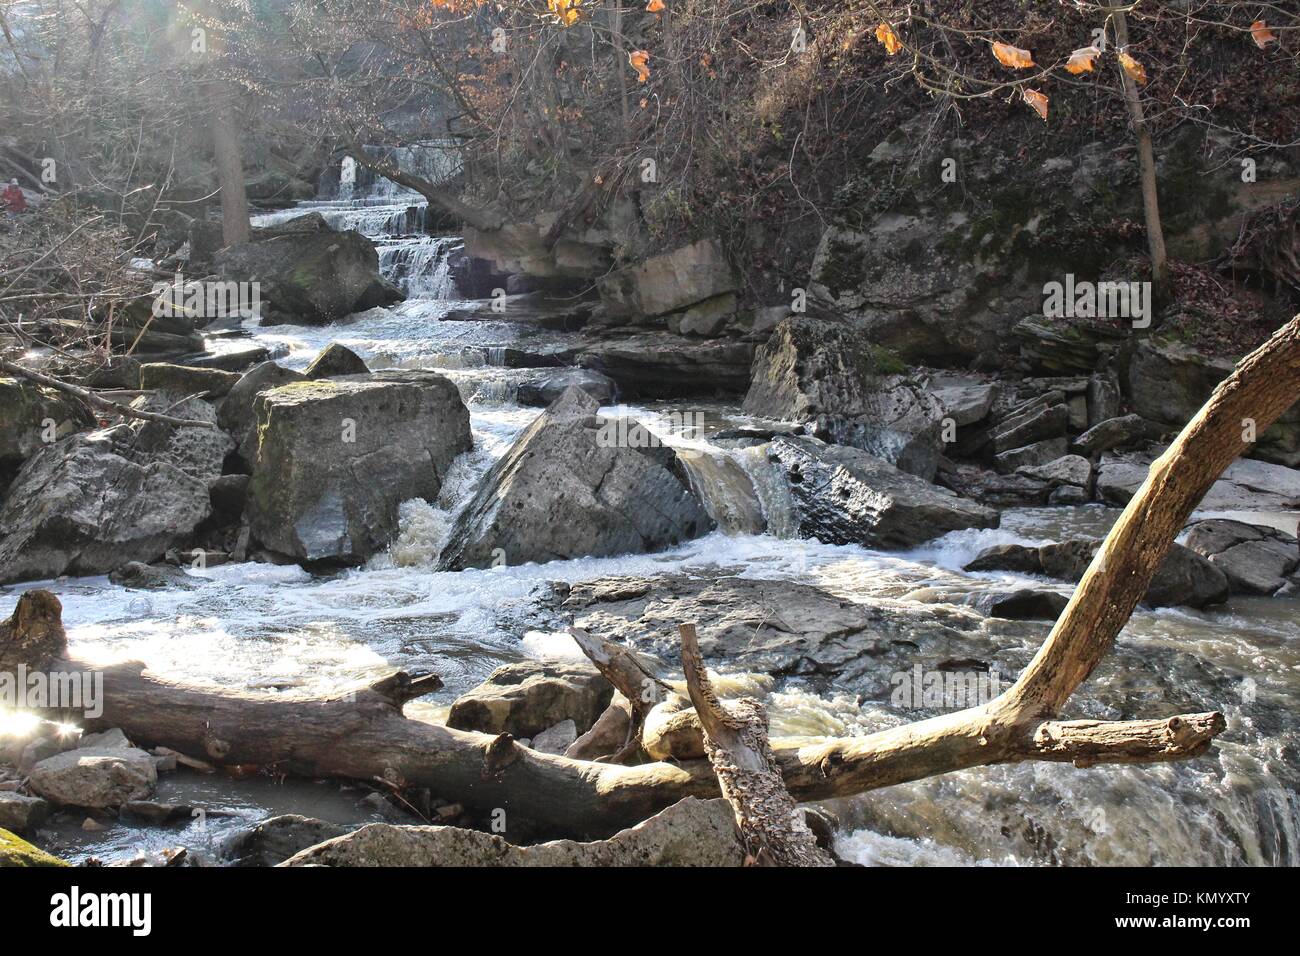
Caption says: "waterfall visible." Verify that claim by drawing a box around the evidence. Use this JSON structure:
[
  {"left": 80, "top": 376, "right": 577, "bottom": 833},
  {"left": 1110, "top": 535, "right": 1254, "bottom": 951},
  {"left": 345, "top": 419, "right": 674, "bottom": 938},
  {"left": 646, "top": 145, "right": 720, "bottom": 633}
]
[{"left": 378, "top": 236, "right": 461, "bottom": 299}]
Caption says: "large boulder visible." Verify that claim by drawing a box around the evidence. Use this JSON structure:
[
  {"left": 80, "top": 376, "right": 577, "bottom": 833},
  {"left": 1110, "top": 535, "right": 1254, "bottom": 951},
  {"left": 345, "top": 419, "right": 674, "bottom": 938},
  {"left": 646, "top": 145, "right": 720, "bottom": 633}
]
[
  {"left": 446, "top": 660, "right": 614, "bottom": 739},
  {"left": 0, "top": 378, "right": 93, "bottom": 491},
  {"left": 217, "top": 361, "right": 308, "bottom": 466},
  {"left": 1125, "top": 336, "right": 1300, "bottom": 466},
  {"left": 438, "top": 388, "right": 712, "bottom": 570},
  {"left": 0, "top": 396, "right": 231, "bottom": 583},
  {"left": 1182, "top": 519, "right": 1299, "bottom": 596},
  {"left": 26, "top": 747, "right": 158, "bottom": 809},
  {"left": 748, "top": 435, "right": 998, "bottom": 549},
  {"left": 964, "top": 539, "right": 1230, "bottom": 608},
  {"left": 598, "top": 239, "right": 737, "bottom": 319},
  {"left": 247, "top": 371, "right": 471, "bottom": 564},
  {"left": 1096, "top": 449, "right": 1300, "bottom": 511},
  {"left": 282, "top": 797, "right": 746, "bottom": 867},
  {"left": 214, "top": 228, "right": 402, "bottom": 326},
  {"left": 742, "top": 318, "right": 944, "bottom": 478}
]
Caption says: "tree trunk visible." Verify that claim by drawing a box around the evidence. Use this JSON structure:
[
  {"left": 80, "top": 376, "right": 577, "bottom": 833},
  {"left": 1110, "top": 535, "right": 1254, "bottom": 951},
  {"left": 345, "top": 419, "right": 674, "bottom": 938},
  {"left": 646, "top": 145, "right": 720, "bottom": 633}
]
[
  {"left": 210, "top": 79, "right": 250, "bottom": 247},
  {"left": 1113, "top": 11, "right": 1169, "bottom": 301}
]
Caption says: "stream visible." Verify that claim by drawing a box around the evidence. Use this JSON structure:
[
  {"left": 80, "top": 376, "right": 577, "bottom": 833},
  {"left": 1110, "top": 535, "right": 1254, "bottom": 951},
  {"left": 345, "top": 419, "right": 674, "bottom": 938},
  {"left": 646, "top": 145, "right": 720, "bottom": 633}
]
[{"left": 7, "top": 162, "right": 1298, "bottom": 867}]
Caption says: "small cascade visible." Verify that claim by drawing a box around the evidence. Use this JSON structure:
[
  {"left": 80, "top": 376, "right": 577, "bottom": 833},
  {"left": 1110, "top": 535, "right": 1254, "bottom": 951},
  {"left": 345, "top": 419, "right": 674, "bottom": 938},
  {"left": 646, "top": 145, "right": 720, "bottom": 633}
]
[
  {"left": 378, "top": 236, "right": 461, "bottom": 298},
  {"left": 675, "top": 449, "right": 767, "bottom": 536},
  {"left": 734, "top": 444, "right": 798, "bottom": 538}
]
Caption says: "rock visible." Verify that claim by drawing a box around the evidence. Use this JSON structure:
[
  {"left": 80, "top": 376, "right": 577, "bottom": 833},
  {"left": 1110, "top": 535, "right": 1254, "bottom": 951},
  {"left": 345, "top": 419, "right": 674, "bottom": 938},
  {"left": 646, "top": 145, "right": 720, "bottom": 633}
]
[
  {"left": 438, "top": 388, "right": 711, "bottom": 569},
  {"left": 994, "top": 437, "right": 1070, "bottom": 473},
  {"left": 1048, "top": 484, "right": 1090, "bottom": 505},
  {"left": 1017, "top": 454, "right": 1092, "bottom": 489},
  {"left": 120, "top": 801, "right": 195, "bottom": 824},
  {"left": 815, "top": 417, "right": 942, "bottom": 481},
  {"left": 445, "top": 660, "right": 613, "bottom": 739},
  {"left": 990, "top": 395, "right": 1069, "bottom": 453},
  {"left": 304, "top": 343, "right": 370, "bottom": 379},
  {"left": 598, "top": 239, "right": 737, "bottom": 318},
  {"left": 0, "top": 377, "right": 94, "bottom": 487},
  {"left": 209, "top": 474, "right": 250, "bottom": 526},
  {"left": 0, "top": 396, "right": 232, "bottom": 583},
  {"left": 108, "top": 561, "right": 195, "bottom": 590},
  {"left": 565, "top": 694, "right": 633, "bottom": 761},
  {"left": 969, "top": 589, "right": 1068, "bottom": 621},
  {"left": 964, "top": 539, "right": 1230, "bottom": 608},
  {"left": 138, "top": 363, "right": 241, "bottom": 399},
  {"left": 174, "top": 343, "right": 272, "bottom": 373},
  {"left": 942, "top": 464, "right": 1050, "bottom": 507},
  {"left": 1126, "top": 336, "right": 1300, "bottom": 466},
  {"left": 516, "top": 367, "right": 617, "bottom": 407},
  {"left": 1012, "top": 315, "right": 1126, "bottom": 374},
  {"left": 1183, "top": 519, "right": 1299, "bottom": 595},
  {"left": 77, "top": 728, "right": 133, "bottom": 750},
  {"left": 0, "top": 827, "right": 67, "bottom": 866},
  {"left": 214, "top": 228, "right": 400, "bottom": 326},
  {"left": 226, "top": 814, "right": 351, "bottom": 867},
  {"left": 217, "top": 361, "right": 307, "bottom": 465},
  {"left": 1096, "top": 449, "right": 1300, "bottom": 511},
  {"left": 1072, "top": 414, "right": 1158, "bottom": 457},
  {"left": 26, "top": 747, "right": 158, "bottom": 809},
  {"left": 0, "top": 792, "right": 50, "bottom": 833},
  {"left": 283, "top": 796, "right": 745, "bottom": 866},
  {"left": 1086, "top": 371, "right": 1122, "bottom": 427},
  {"left": 753, "top": 436, "right": 999, "bottom": 549},
  {"left": 531, "top": 719, "right": 578, "bottom": 755},
  {"left": 933, "top": 380, "right": 999, "bottom": 427},
  {"left": 673, "top": 292, "right": 737, "bottom": 336},
  {"left": 577, "top": 335, "right": 755, "bottom": 398},
  {"left": 247, "top": 373, "right": 470, "bottom": 564}
]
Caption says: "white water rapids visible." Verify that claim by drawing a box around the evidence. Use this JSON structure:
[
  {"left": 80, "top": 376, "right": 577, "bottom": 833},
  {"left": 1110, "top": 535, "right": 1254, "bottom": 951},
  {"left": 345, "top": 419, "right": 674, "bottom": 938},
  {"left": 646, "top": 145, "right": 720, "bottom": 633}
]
[{"left": 6, "top": 157, "right": 1297, "bottom": 866}]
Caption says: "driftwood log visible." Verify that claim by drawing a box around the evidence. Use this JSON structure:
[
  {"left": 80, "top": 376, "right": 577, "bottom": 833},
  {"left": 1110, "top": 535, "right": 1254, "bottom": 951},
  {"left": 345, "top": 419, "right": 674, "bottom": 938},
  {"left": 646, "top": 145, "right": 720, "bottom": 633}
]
[{"left": 5, "top": 313, "right": 1297, "bottom": 844}]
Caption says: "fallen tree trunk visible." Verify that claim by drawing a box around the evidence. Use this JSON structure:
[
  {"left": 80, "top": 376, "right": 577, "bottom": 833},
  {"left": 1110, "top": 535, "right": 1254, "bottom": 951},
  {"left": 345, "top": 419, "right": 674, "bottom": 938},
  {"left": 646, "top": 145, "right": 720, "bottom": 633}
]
[{"left": 7, "top": 314, "right": 1295, "bottom": 844}]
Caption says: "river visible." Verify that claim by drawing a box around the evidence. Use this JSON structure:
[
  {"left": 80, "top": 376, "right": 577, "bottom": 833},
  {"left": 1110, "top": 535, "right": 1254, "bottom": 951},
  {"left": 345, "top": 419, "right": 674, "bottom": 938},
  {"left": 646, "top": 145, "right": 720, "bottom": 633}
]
[{"left": 8, "top": 160, "right": 1298, "bottom": 867}]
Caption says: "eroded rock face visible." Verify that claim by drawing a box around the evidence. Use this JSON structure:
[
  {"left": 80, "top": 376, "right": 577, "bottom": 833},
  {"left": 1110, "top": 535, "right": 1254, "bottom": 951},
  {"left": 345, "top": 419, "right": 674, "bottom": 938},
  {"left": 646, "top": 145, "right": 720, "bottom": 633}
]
[
  {"left": 281, "top": 797, "right": 746, "bottom": 867},
  {"left": 0, "top": 378, "right": 94, "bottom": 489},
  {"left": 577, "top": 335, "right": 755, "bottom": 399},
  {"left": 1183, "top": 519, "right": 1299, "bottom": 596},
  {"left": 964, "top": 539, "right": 1230, "bottom": 608},
  {"left": 751, "top": 435, "right": 998, "bottom": 549},
  {"left": 0, "top": 396, "right": 231, "bottom": 583},
  {"left": 598, "top": 239, "right": 737, "bottom": 318},
  {"left": 26, "top": 747, "right": 158, "bottom": 809},
  {"left": 247, "top": 372, "right": 471, "bottom": 564},
  {"left": 438, "top": 388, "right": 711, "bottom": 570},
  {"left": 446, "top": 660, "right": 613, "bottom": 739}
]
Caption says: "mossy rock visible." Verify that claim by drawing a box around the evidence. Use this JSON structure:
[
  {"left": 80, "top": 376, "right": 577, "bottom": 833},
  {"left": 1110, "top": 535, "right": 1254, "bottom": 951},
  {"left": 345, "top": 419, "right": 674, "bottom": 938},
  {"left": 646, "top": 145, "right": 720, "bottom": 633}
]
[{"left": 0, "top": 827, "right": 67, "bottom": 867}]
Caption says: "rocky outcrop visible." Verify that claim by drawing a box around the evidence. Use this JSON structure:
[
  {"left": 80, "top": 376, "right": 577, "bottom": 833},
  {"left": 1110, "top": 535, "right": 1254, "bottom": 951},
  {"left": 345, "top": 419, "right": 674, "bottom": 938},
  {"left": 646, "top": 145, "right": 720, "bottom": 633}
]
[
  {"left": 598, "top": 239, "right": 737, "bottom": 319},
  {"left": 577, "top": 335, "right": 755, "bottom": 398},
  {"left": 0, "top": 378, "right": 94, "bottom": 492},
  {"left": 26, "top": 747, "right": 158, "bottom": 809},
  {"left": 282, "top": 796, "right": 745, "bottom": 867},
  {"left": 0, "top": 396, "right": 231, "bottom": 583},
  {"left": 438, "top": 388, "right": 712, "bottom": 570},
  {"left": 247, "top": 371, "right": 471, "bottom": 564},
  {"left": 1182, "top": 519, "right": 1299, "bottom": 596},
  {"left": 751, "top": 436, "right": 998, "bottom": 549},
  {"left": 215, "top": 227, "right": 402, "bottom": 326},
  {"left": 1096, "top": 449, "right": 1300, "bottom": 511},
  {"left": 446, "top": 660, "right": 614, "bottom": 739},
  {"left": 964, "top": 539, "right": 1230, "bottom": 609},
  {"left": 743, "top": 318, "right": 944, "bottom": 477}
]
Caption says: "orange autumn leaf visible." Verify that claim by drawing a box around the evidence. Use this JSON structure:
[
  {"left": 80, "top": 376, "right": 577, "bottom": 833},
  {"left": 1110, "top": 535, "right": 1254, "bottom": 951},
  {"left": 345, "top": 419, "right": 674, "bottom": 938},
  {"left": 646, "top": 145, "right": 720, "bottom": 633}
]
[
  {"left": 875, "top": 23, "right": 902, "bottom": 55},
  {"left": 992, "top": 41, "right": 1035, "bottom": 68},
  {"left": 1065, "top": 45, "right": 1101, "bottom": 74},
  {"left": 548, "top": 0, "right": 582, "bottom": 27},
  {"left": 1023, "top": 88, "right": 1048, "bottom": 121},
  {"left": 1118, "top": 51, "right": 1146, "bottom": 84},
  {"left": 1251, "top": 20, "right": 1278, "bottom": 49},
  {"left": 629, "top": 49, "right": 651, "bottom": 83},
  {"left": 646, "top": 0, "right": 665, "bottom": 11}
]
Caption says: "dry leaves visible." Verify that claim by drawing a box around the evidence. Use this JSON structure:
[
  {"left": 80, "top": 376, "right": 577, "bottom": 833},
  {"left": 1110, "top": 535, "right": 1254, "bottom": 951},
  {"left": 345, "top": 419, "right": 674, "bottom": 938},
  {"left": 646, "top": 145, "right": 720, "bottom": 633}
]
[
  {"left": 646, "top": 0, "right": 665, "bottom": 12},
  {"left": 992, "top": 41, "right": 1035, "bottom": 68},
  {"left": 875, "top": 23, "right": 902, "bottom": 56},
  {"left": 1065, "top": 45, "right": 1101, "bottom": 74},
  {"left": 629, "top": 49, "right": 651, "bottom": 83},
  {"left": 1118, "top": 51, "right": 1147, "bottom": 84},
  {"left": 548, "top": 0, "right": 582, "bottom": 27},
  {"left": 1023, "top": 88, "right": 1048, "bottom": 121},
  {"left": 1251, "top": 20, "right": 1277, "bottom": 49}
]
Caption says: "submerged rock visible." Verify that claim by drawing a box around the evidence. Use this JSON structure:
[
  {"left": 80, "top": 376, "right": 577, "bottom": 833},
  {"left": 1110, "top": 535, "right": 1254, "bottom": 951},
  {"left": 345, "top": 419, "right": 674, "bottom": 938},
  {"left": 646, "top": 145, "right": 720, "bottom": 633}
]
[
  {"left": 247, "top": 372, "right": 471, "bottom": 564},
  {"left": 281, "top": 796, "right": 745, "bottom": 866},
  {"left": 438, "top": 388, "right": 711, "bottom": 570},
  {"left": 446, "top": 660, "right": 613, "bottom": 739},
  {"left": 0, "top": 396, "right": 232, "bottom": 583}
]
